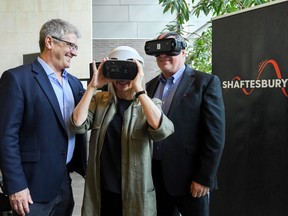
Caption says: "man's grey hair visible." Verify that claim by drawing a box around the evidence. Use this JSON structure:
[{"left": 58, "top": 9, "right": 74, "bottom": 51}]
[{"left": 39, "top": 19, "right": 81, "bottom": 52}]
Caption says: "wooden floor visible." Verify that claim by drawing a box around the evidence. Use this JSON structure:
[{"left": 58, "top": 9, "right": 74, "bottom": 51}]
[{"left": 71, "top": 172, "right": 85, "bottom": 216}]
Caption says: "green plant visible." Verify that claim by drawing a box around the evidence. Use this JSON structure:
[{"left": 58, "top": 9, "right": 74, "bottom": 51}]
[{"left": 159, "top": 0, "right": 275, "bottom": 73}]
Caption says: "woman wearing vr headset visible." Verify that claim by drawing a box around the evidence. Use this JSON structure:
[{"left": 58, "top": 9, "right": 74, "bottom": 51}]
[{"left": 70, "top": 46, "right": 174, "bottom": 216}]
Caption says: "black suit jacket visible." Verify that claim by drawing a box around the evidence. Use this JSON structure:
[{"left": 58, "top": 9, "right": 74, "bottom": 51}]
[
  {"left": 0, "top": 60, "right": 86, "bottom": 202},
  {"left": 146, "top": 65, "right": 225, "bottom": 196}
]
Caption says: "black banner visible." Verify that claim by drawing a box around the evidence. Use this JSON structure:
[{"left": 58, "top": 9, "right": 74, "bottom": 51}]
[{"left": 211, "top": 1, "right": 288, "bottom": 215}]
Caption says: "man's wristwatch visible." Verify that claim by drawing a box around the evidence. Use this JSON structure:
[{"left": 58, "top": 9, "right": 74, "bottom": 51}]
[{"left": 135, "top": 90, "right": 147, "bottom": 98}]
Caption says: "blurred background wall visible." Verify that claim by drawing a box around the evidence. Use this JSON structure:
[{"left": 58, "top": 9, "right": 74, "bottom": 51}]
[{"left": 0, "top": 0, "right": 210, "bottom": 81}]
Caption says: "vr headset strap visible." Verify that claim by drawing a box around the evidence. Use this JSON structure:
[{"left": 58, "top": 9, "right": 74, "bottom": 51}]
[
  {"left": 158, "top": 32, "right": 186, "bottom": 50},
  {"left": 158, "top": 32, "right": 178, "bottom": 39}
]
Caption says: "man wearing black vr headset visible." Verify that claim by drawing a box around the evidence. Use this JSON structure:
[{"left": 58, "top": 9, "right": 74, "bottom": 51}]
[
  {"left": 144, "top": 33, "right": 186, "bottom": 57},
  {"left": 145, "top": 32, "right": 225, "bottom": 216}
]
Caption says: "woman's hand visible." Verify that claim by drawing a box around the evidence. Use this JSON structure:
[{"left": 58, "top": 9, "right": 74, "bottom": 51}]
[
  {"left": 89, "top": 58, "right": 111, "bottom": 91},
  {"left": 72, "top": 58, "right": 111, "bottom": 126},
  {"left": 131, "top": 60, "right": 144, "bottom": 92}
]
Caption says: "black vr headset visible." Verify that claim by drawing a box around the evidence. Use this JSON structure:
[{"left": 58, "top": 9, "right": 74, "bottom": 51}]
[
  {"left": 144, "top": 33, "right": 186, "bottom": 56},
  {"left": 90, "top": 60, "right": 137, "bottom": 81},
  {"left": 102, "top": 60, "right": 138, "bottom": 80}
]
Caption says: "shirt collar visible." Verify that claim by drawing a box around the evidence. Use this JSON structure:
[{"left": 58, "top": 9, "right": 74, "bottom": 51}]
[
  {"left": 158, "top": 64, "right": 185, "bottom": 84},
  {"left": 37, "top": 57, "right": 67, "bottom": 78}
]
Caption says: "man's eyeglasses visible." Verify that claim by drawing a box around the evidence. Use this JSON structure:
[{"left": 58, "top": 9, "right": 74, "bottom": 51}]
[{"left": 51, "top": 36, "right": 78, "bottom": 51}]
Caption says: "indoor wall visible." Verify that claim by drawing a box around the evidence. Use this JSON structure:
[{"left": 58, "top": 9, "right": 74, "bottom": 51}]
[{"left": 0, "top": 0, "right": 92, "bottom": 79}]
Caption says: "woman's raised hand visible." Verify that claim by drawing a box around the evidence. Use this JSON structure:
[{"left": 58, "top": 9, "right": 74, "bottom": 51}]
[
  {"left": 89, "top": 58, "right": 110, "bottom": 90},
  {"left": 131, "top": 60, "right": 144, "bottom": 92}
]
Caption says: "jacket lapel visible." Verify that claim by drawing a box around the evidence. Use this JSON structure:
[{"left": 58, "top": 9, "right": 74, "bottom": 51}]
[
  {"left": 67, "top": 73, "right": 84, "bottom": 105},
  {"left": 147, "top": 78, "right": 160, "bottom": 99},
  {"left": 32, "top": 60, "right": 66, "bottom": 131},
  {"left": 168, "top": 66, "right": 195, "bottom": 116}
]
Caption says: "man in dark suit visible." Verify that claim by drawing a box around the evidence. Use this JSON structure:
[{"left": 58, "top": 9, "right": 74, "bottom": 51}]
[
  {"left": 0, "top": 19, "right": 86, "bottom": 216},
  {"left": 145, "top": 32, "right": 225, "bottom": 216}
]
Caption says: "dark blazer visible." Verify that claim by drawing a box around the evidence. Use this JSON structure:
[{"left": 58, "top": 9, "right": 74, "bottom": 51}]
[
  {"left": 146, "top": 65, "right": 225, "bottom": 196},
  {"left": 0, "top": 60, "right": 87, "bottom": 202}
]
